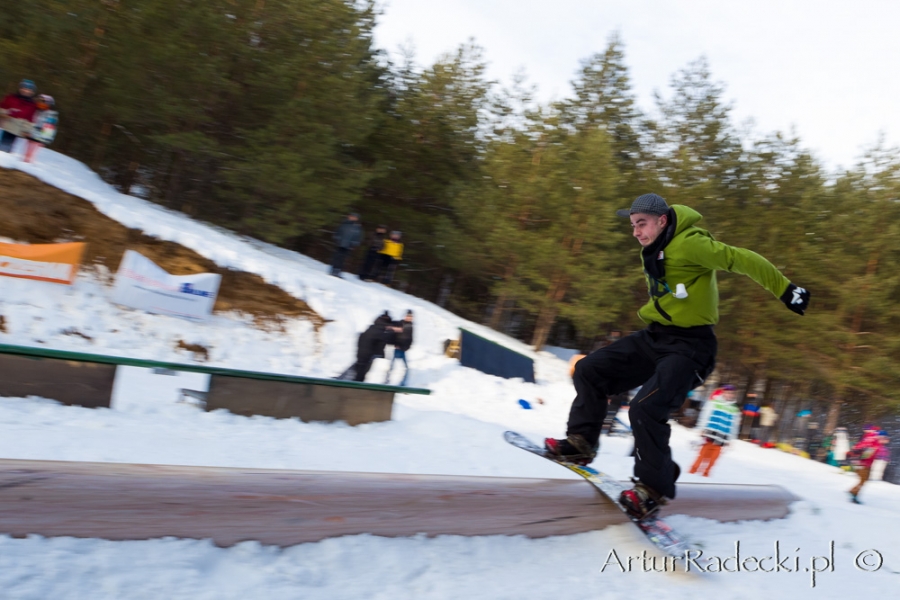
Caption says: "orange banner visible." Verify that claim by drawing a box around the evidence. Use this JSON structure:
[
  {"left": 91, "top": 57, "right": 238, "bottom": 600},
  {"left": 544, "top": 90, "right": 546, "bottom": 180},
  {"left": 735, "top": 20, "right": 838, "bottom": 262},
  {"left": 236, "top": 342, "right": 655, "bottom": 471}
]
[{"left": 0, "top": 241, "right": 86, "bottom": 284}]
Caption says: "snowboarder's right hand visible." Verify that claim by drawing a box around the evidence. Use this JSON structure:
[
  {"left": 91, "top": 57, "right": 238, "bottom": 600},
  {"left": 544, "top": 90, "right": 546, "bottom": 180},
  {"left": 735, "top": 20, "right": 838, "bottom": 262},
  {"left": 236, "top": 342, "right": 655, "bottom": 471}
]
[{"left": 780, "top": 283, "right": 810, "bottom": 316}]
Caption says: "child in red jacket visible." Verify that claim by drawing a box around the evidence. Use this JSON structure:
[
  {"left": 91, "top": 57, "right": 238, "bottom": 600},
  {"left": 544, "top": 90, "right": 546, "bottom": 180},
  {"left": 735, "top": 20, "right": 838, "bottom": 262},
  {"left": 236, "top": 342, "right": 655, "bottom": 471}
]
[
  {"left": 849, "top": 428, "right": 891, "bottom": 504},
  {"left": 0, "top": 79, "right": 38, "bottom": 153}
]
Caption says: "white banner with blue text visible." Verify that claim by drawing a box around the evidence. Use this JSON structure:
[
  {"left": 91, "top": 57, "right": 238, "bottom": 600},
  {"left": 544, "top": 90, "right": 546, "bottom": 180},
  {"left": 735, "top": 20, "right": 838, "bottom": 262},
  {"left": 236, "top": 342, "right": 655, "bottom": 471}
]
[{"left": 111, "top": 250, "right": 220, "bottom": 322}]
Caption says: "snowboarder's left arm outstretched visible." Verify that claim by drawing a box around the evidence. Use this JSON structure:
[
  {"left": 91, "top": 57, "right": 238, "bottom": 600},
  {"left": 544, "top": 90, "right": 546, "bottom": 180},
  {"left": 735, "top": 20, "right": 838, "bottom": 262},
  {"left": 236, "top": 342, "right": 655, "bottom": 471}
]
[{"left": 681, "top": 235, "right": 811, "bottom": 315}]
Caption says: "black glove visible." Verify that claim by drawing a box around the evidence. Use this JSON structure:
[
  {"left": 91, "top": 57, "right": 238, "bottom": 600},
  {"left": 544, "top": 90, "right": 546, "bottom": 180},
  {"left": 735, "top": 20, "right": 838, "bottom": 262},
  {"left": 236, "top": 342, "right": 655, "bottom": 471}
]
[{"left": 780, "top": 283, "right": 810, "bottom": 316}]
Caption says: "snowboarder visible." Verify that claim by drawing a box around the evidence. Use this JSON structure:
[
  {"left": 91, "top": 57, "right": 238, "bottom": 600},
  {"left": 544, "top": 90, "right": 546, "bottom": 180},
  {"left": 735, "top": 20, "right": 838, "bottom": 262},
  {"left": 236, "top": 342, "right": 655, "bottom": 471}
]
[
  {"left": 24, "top": 94, "right": 58, "bottom": 163},
  {"left": 330, "top": 213, "right": 362, "bottom": 277},
  {"left": 384, "top": 310, "right": 413, "bottom": 386},
  {"left": 689, "top": 385, "right": 741, "bottom": 476},
  {"left": 0, "top": 79, "right": 38, "bottom": 153},
  {"left": 544, "top": 193, "right": 810, "bottom": 519}
]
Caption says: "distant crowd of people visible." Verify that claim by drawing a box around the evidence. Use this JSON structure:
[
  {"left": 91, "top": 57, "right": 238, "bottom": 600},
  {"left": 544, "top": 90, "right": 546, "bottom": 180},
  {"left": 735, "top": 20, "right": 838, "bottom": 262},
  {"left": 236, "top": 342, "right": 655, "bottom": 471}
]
[
  {"left": 0, "top": 79, "right": 59, "bottom": 162},
  {"left": 690, "top": 387, "right": 892, "bottom": 502},
  {"left": 330, "top": 213, "right": 404, "bottom": 284}
]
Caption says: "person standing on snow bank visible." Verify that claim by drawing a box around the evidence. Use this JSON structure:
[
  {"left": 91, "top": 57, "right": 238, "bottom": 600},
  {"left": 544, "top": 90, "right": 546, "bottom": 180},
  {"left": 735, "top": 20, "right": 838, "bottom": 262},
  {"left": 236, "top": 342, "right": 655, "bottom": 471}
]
[
  {"left": 359, "top": 224, "right": 387, "bottom": 281},
  {"left": 24, "top": 94, "right": 58, "bottom": 163},
  {"left": 0, "top": 80, "right": 38, "bottom": 153},
  {"left": 330, "top": 213, "right": 362, "bottom": 277},
  {"left": 689, "top": 385, "right": 741, "bottom": 477},
  {"left": 544, "top": 193, "right": 810, "bottom": 519},
  {"left": 372, "top": 230, "right": 403, "bottom": 285},
  {"left": 848, "top": 428, "right": 890, "bottom": 504}
]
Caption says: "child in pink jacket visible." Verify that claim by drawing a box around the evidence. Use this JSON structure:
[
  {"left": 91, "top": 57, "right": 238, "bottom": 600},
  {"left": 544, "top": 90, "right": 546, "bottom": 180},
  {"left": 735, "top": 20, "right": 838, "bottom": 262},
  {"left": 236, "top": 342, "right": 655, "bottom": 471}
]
[{"left": 849, "top": 429, "right": 891, "bottom": 504}]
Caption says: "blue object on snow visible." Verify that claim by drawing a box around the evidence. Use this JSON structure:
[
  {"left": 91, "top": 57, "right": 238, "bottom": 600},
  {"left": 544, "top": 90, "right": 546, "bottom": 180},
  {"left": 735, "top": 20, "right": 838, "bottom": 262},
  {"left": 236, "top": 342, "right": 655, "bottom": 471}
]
[{"left": 518, "top": 399, "right": 532, "bottom": 410}]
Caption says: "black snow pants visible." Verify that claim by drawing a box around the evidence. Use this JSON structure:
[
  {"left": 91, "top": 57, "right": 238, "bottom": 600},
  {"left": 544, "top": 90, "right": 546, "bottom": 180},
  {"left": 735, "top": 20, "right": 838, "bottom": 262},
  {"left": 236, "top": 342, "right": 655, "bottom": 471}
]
[
  {"left": 352, "top": 356, "right": 375, "bottom": 382},
  {"left": 567, "top": 323, "right": 717, "bottom": 499}
]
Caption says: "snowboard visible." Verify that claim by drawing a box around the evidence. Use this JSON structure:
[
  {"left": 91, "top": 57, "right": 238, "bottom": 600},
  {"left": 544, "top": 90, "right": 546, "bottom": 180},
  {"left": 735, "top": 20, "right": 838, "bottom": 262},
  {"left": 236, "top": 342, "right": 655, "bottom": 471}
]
[{"left": 504, "top": 430, "right": 692, "bottom": 558}]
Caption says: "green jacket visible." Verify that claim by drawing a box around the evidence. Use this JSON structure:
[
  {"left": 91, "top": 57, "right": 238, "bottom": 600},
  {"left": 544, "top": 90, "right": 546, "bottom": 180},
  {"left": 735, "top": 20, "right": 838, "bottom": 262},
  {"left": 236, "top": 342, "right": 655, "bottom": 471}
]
[{"left": 637, "top": 205, "right": 791, "bottom": 327}]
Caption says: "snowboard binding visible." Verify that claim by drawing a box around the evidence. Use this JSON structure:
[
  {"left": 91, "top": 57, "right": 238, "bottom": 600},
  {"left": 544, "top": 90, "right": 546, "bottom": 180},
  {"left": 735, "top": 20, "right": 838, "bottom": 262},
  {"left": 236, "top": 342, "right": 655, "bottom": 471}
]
[
  {"left": 619, "top": 480, "right": 667, "bottom": 520},
  {"left": 543, "top": 435, "right": 597, "bottom": 466}
]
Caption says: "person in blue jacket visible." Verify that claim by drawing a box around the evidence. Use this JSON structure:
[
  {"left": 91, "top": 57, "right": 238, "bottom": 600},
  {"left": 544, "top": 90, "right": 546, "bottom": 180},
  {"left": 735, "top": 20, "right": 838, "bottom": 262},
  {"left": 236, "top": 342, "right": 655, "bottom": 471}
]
[{"left": 330, "top": 213, "right": 362, "bottom": 277}]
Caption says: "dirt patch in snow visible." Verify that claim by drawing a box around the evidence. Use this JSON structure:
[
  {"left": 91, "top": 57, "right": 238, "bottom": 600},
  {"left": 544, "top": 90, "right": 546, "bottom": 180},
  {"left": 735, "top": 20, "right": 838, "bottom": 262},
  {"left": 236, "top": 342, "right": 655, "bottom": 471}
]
[
  {"left": 0, "top": 167, "right": 324, "bottom": 328},
  {"left": 175, "top": 340, "right": 210, "bottom": 361}
]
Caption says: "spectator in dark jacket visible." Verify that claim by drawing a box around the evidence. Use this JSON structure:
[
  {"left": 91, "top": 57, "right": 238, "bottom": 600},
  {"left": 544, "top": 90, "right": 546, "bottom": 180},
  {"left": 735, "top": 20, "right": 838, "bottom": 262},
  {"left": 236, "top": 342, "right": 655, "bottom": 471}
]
[
  {"left": 359, "top": 225, "right": 387, "bottom": 281},
  {"left": 385, "top": 310, "right": 414, "bottom": 386},
  {"left": 0, "top": 79, "right": 38, "bottom": 153},
  {"left": 336, "top": 311, "right": 393, "bottom": 382},
  {"left": 330, "top": 213, "right": 362, "bottom": 277}
]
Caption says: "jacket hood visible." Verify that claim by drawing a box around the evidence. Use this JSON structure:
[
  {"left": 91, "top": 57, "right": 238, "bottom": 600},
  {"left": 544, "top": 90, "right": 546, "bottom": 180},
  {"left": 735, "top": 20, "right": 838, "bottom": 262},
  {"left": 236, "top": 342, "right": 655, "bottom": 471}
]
[{"left": 672, "top": 204, "right": 703, "bottom": 235}]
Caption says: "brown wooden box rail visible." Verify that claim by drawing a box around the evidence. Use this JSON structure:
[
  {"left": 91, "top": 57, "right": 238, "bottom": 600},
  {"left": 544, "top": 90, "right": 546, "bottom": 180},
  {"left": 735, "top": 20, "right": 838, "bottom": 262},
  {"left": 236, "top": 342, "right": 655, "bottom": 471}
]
[{"left": 0, "top": 458, "right": 799, "bottom": 547}]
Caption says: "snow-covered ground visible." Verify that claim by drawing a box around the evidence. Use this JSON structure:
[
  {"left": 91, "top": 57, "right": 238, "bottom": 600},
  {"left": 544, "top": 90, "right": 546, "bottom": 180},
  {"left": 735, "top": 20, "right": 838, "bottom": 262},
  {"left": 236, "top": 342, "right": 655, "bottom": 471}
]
[{"left": 0, "top": 150, "right": 897, "bottom": 599}]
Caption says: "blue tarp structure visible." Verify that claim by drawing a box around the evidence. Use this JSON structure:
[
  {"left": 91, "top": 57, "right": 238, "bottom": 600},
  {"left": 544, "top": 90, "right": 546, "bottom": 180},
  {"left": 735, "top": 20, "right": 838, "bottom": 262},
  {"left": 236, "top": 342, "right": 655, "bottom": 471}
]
[{"left": 458, "top": 328, "right": 535, "bottom": 383}]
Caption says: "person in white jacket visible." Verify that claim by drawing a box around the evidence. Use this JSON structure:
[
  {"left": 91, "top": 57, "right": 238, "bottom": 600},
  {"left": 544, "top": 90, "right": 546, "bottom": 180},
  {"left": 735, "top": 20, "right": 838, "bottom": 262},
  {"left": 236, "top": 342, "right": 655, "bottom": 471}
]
[
  {"left": 690, "top": 385, "right": 742, "bottom": 476},
  {"left": 831, "top": 427, "right": 850, "bottom": 465},
  {"left": 758, "top": 405, "right": 778, "bottom": 444}
]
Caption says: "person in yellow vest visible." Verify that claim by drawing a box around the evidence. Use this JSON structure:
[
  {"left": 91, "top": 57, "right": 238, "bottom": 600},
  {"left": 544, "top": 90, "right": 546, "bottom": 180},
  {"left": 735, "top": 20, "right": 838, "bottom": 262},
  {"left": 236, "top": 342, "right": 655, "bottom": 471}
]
[{"left": 374, "top": 230, "right": 403, "bottom": 284}]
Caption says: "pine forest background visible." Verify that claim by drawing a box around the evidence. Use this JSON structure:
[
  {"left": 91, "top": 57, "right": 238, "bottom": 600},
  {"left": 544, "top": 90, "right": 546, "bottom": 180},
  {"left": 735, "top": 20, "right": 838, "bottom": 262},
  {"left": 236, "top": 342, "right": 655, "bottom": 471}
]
[{"left": 3, "top": 0, "right": 900, "bottom": 444}]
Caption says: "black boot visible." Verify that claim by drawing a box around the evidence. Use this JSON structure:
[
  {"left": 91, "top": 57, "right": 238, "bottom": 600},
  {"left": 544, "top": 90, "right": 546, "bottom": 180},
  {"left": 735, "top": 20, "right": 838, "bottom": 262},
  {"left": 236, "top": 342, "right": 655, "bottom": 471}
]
[
  {"left": 619, "top": 480, "right": 667, "bottom": 520},
  {"left": 544, "top": 435, "right": 598, "bottom": 465}
]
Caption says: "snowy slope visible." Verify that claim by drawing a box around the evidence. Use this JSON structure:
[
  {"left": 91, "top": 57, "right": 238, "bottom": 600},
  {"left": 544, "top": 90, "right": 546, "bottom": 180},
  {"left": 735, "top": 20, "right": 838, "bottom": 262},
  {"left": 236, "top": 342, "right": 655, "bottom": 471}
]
[{"left": 0, "top": 150, "right": 897, "bottom": 599}]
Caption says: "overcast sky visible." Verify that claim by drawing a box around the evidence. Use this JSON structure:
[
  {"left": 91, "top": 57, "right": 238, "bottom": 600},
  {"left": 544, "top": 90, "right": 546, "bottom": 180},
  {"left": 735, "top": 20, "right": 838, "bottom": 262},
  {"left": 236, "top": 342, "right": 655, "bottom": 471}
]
[{"left": 373, "top": 0, "right": 900, "bottom": 172}]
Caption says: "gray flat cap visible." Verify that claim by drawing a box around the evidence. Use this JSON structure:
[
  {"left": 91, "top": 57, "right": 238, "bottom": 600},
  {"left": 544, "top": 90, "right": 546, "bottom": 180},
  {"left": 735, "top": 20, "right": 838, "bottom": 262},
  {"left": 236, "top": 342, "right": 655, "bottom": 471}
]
[{"left": 616, "top": 193, "right": 670, "bottom": 217}]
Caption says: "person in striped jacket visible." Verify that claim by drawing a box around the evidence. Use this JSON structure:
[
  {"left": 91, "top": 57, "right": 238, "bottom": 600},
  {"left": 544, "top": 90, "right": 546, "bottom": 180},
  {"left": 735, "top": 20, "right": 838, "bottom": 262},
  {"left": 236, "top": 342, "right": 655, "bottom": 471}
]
[{"left": 689, "top": 385, "right": 742, "bottom": 477}]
